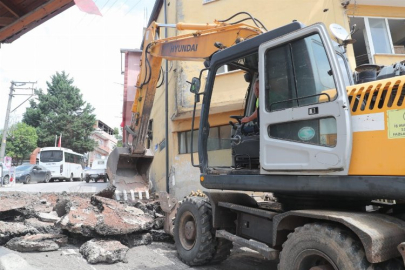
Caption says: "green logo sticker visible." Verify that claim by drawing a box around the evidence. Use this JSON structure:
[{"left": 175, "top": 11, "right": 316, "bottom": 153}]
[{"left": 298, "top": 127, "right": 315, "bottom": 141}]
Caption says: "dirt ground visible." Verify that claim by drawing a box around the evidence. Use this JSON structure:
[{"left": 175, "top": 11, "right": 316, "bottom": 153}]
[
  {"left": 0, "top": 191, "right": 278, "bottom": 269},
  {"left": 16, "top": 242, "right": 278, "bottom": 270}
]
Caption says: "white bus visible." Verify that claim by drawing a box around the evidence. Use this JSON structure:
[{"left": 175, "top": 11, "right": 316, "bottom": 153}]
[{"left": 38, "top": 147, "right": 85, "bottom": 182}]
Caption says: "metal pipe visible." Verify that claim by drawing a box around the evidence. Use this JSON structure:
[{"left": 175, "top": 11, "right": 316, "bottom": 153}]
[
  {"left": 164, "top": 0, "right": 169, "bottom": 194},
  {"left": 157, "top": 22, "right": 220, "bottom": 31}
]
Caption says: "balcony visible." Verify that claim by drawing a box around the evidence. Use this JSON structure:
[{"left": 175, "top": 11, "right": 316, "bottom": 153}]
[{"left": 354, "top": 0, "right": 405, "bottom": 7}]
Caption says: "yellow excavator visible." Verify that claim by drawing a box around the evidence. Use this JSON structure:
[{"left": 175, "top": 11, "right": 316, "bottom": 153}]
[
  {"left": 106, "top": 15, "right": 264, "bottom": 198},
  {"left": 108, "top": 13, "right": 405, "bottom": 270}
]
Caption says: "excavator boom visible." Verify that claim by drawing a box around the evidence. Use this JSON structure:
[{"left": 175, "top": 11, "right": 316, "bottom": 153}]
[{"left": 107, "top": 19, "right": 263, "bottom": 198}]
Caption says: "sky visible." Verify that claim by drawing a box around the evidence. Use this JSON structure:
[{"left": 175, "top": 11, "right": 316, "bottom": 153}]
[{"left": 0, "top": 0, "right": 155, "bottom": 131}]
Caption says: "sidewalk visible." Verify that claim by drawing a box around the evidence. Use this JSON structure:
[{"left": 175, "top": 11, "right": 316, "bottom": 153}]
[{"left": 0, "top": 247, "right": 39, "bottom": 270}]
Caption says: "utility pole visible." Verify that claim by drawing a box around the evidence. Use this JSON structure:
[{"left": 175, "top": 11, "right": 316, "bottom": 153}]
[{"left": 0, "top": 81, "right": 36, "bottom": 162}]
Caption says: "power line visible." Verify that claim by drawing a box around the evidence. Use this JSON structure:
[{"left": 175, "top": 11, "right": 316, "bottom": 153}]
[
  {"left": 75, "top": 0, "right": 101, "bottom": 27},
  {"left": 88, "top": 0, "right": 112, "bottom": 24},
  {"left": 102, "top": 0, "right": 120, "bottom": 17},
  {"left": 109, "top": 0, "right": 131, "bottom": 16},
  {"left": 124, "top": 0, "right": 143, "bottom": 17}
]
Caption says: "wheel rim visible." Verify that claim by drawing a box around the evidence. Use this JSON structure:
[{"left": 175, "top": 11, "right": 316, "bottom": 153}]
[
  {"left": 179, "top": 210, "right": 197, "bottom": 250},
  {"left": 3, "top": 176, "right": 9, "bottom": 185},
  {"left": 45, "top": 174, "right": 49, "bottom": 183},
  {"left": 294, "top": 249, "right": 338, "bottom": 270},
  {"left": 26, "top": 176, "right": 30, "bottom": 184}
]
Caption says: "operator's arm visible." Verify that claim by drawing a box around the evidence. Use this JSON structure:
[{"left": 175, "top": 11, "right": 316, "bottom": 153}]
[{"left": 241, "top": 109, "right": 258, "bottom": 123}]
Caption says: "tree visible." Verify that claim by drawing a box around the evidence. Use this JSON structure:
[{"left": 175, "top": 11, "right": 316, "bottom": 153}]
[
  {"left": 113, "top": 127, "right": 123, "bottom": 147},
  {"left": 0, "top": 122, "right": 38, "bottom": 165},
  {"left": 23, "top": 71, "right": 97, "bottom": 154}
]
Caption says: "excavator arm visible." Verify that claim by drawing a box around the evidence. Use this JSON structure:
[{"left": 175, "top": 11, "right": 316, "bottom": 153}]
[
  {"left": 107, "top": 19, "right": 263, "bottom": 198},
  {"left": 131, "top": 21, "right": 262, "bottom": 154}
]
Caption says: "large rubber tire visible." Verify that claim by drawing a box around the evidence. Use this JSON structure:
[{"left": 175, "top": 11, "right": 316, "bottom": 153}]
[
  {"left": 279, "top": 223, "right": 372, "bottom": 270},
  {"left": 69, "top": 174, "right": 73, "bottom": 182},
  {"left": 174, "top": 196, "right": 219, "bottom": 266},
  {"left": 24, "top": 175, "right": 31, "bottom": 184},
  {"left": 44, "top": 174, "right": 50, "bottom": 183},
  {"left": 210, "top": 238, "right": 233, "bottom": 264}
]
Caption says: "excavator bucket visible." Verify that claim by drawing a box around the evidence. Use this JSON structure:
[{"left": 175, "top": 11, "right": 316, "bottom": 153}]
[{"left": 106, "top": 147, "right": 153, "bottom": 200}]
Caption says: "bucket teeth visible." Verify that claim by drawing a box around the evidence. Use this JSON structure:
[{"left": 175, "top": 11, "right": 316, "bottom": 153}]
[{"left": 115, "top": 189, "right": 150, "bottom": 201}]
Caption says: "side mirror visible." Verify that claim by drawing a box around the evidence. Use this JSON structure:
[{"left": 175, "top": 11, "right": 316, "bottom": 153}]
[{"left": 189, "top": 77, "right": 201, "bottom": 94}]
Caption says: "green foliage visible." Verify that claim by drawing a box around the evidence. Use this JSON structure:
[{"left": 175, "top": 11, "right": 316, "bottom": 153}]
[
  {"left": 114, "top": 127, "right": 123, "bottom": 148},
  {"left": 2, "top": 122, "right": 38, "bottom": 165},
  {"left": 23, "top": 71, "right": 97, "bottom": 153}
]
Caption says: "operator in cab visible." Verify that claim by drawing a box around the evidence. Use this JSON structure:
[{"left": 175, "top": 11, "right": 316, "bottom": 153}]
[{"left": 241, "top": 78, "right": 259, "bottom": 134}]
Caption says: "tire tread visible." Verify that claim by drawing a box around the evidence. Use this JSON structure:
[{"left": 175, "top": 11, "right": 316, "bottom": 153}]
[{"left": 278, "top": 222, "right": 372, "bottom": 270}]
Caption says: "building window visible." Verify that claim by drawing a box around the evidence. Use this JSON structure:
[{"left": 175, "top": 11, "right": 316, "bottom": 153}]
[
  {"left": 178, "top": 125, "right": 231, "bottom": 154},
  {"left": 350, "top": 17, "right": 405, "bottom": 66}
]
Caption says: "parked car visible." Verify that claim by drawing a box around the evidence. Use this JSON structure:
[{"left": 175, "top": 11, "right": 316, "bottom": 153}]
[
  {"left": 15, "top": 164, "right": 51, "bottom": 184},
  {"left": 0, "top": 162, "right": 10, "bottom": 185},
  {"left": 85, "top": 159, "right": 108, "bottom": 183}
]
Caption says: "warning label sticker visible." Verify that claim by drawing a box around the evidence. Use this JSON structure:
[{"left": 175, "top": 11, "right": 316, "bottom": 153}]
[{"left": 388, "top": 109, "right": 405, "bottom": 139}]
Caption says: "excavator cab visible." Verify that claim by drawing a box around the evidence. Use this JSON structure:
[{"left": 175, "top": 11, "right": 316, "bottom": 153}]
[{"left": 195, "top": 22, "right": 354, "bottom": 180}]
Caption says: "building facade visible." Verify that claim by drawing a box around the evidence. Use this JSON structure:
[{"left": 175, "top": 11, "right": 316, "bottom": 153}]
[
  {"left": 121, "top": 49, "right": 143, "bottom": 144},
  {"left": 124, "top": 0, "right": 405, "bottom": 199},
  {"left": 88, "top": 120, "right": 117, "bottom": 166}
]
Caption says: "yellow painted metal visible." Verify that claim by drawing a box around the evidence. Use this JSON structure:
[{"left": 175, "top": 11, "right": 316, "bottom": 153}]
[
  {"left": 174, "top": 22, "right": 223, "bottom": 31},
  {"left": 348, "top": 76, "right": 405, "bottom": 175},
  {"left": 130, "top": 21, "right": 262, "bottom": 154}
]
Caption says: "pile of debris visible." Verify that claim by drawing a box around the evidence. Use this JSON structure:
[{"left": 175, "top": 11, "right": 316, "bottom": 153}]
[{"left": 0, "top": 189, "right": 172, "bottom": 264}]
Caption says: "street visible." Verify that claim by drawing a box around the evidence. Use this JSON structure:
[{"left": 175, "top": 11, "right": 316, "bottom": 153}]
[
  {"left": 0, "top": 181, "right": 278, "bottom": 270},
  {"left": 1, "top": 181, "right": 108, "bottom": 193},
  {"left": 7, "top": 242, "right": 277, "bottom": 270}
]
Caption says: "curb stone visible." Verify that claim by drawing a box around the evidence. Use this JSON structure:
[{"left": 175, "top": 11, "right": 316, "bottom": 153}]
[{"left": 0, "top": 247, "right": 39, "bottom": 270}]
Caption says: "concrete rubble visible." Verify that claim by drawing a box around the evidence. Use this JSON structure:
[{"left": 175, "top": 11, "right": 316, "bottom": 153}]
[
  {"left": 79, "top": 239, "right": 129, "bottom": 264},
  {"left": 0, "top": 191, "right": 173, "bottom": 265},
  {"left": 0, "top": 221, "right": 38, "bottom": 245},
  {"left": 5, "top": 234, "right": 68, "bottom": 252}
]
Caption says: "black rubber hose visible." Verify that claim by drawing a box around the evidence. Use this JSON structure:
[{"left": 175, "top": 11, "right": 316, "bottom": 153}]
[
  {"left": 217, "top": 12, "right": 267, "bottom": 31},
  {"left": 157, "top": 66, "right": 164, "bottom": 88}
]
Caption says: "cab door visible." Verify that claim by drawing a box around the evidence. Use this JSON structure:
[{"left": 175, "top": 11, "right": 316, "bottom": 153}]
[{"left": 258, "top": 23, "right": 352, "bottom": 175}]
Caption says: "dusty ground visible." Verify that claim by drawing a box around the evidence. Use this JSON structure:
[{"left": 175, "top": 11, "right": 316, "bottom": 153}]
[
  {"left": 0, "top": 191, "right": 278, "bottom": 269},
  {"left": 15, "top": 242, "right": 278, "bottom": 270}
]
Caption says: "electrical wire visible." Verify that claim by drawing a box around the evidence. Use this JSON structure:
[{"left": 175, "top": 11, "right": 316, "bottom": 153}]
[
  {"left": 75, "top": 0, "right": 100, "bottom": 27},
  {"left": 88, "top": 0, "right": 112, "bottom": 24},
  {"left": 109, "top": 0, "right": 131, "bottom": 16},
  {"left": 102, "top": 0, "right": 120, "bottom": 17},
  {"left": 99, "top": 0, "right": 113, "bottom": 11},
  {"left": 124, "top": 0, "right": 143, "bottom": 17}
]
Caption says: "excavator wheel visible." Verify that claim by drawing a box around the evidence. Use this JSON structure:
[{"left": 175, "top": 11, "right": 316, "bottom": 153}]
[
  {"left": 279, "top": 222, "right": 372, "bottom": 270},
  {"left": 174, "top": 196, "right": 232, "bottom": 266}
]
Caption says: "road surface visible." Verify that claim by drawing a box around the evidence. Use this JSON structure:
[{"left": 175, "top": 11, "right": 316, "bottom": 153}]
[
  {"left": 0, "top": 181, "right": 108, "bottom": 193},
  {"left": 0, "top": 181, "right": 278, "bottom": 269},
  {"left": 5, "top": 242, "right": 277, "bottom": 270}
]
